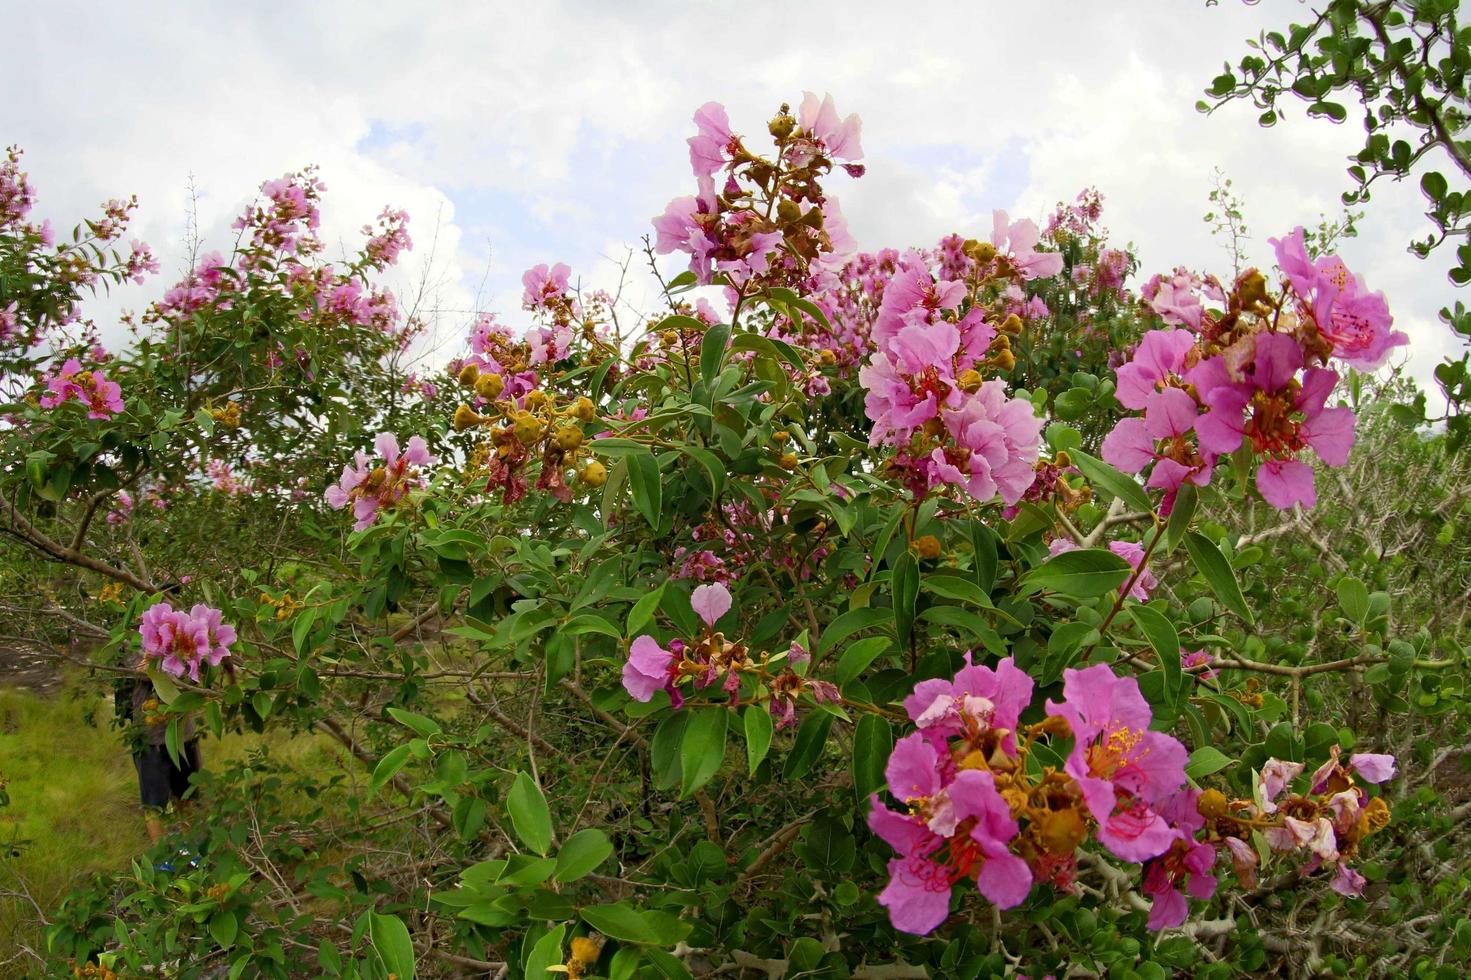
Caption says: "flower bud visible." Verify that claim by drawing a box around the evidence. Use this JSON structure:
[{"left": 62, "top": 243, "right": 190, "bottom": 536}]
[
  {"left": 661, "top": 330, "right": 679, "bottom": 348},
  {"left": 571, "top": 396, "right": 596, "bottom": 421},
  {"left": 970, "top": 241, "right": 997, "bottom": 263},
  {"left": 457, "top": 363, "right": 480, "bottom": 387},
  {"left": 912, "top": 534, "right": 942, "bottom": 560},
  {"left": 991, "top": 348, "right": 1016, "bottom": 372},
  {"left": 772, "top": 430, "right": 790, "bottom": 443},
  {"left": 1000, "top": 313, "right": 1023, "bottom": 335},
  {"left": 776, "top": 200, "right": 802, "bottom": 224},
  {"left": 768, "top": 110, "right": 796, "bottom": 140},
  {"left": 524, "top": 389, "right": 548, "bottom": 410},
  {"left": 474, "top": 372, "right": 504, "bottom": 400},
  {"left": 553, "top": 426, "right": 584, "bottom": 451},
  {"left": 778, "top": 452, "right": 798, "bottom": 470},
  {"left": 956, "top": 368, "right": 983, "bottom": 393},
  {"left": 1237, "top": 268, "right": 1269, "bottom": 308},
  {"left": 818, "top": 348, "right": 837, "bottom": 366},
  {"left": 1037, "top": 806, "right": 1088, "bottom": 854},
  {"left": 511, "top": 412, "right": 543, "bottom": 446},
  {"left": 1197, "top": 788, "right": 1229, "bottom": 819},
  {"left": 453, "top": 403, "right": 482, "bottom": 432},
  {"left": 579, "top": 461, "right": 607, "bottom": 487}
]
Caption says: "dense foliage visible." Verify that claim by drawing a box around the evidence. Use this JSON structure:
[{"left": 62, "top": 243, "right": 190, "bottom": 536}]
[{"left": 1, "top": 88, "right": 1468, "bottom": 980}]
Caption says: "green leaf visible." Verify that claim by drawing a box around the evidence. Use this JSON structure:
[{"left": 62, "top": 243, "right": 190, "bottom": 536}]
[
  {"left": 836, "top": 636, "right": 893, "bottom": 687},
  {"left": 784, "top": 710, "right": 833, "bottom": 780},
  {"left": 1019, "top": 548, "right": 1131, "bottom": 599},
  {"left": 1185, "top": 746, "right": 1235, "bottom": 781},
  {"left": 851, "top": 713, "right": 893, "bottom": 805},
  {"left": 1070, "top": 451, "right": 1155, "bottom": 516},
  {"left": 148, "top": 668, "right": 181, "bottom": 704},
  {"left": 1127, "top": 604, "right": 1182, "bottom": 707},
  {"left": 370, "top": 744, "right": 412, "bottom": 799},
  {"left": 579, "top": 903, "right": 662, "bottom": 944},
  {"left": 387, "top": 707, "right": 441, "bottom": 739},
  {"left": 369, "top": 912, "right": 416, "bottom": 980},
  {"left": 1336, "top": 576, "right": 1369, "bottom": 622},
  {"left": 554, "top": 829, "right": 614, "bottom": 882},
  {"left": 1422, "top": 170, "right": 1449, "bottom": 201},
  {"left": 626, "top": 583, "right": 666, "bottom": 636},
  {"left": 507, "top": 772, "right": 553, "bottom": 855},
  {"left": 627, "top": 451, "right": 662, "bottom": 530},
  {"left": 563, "top": 613, "right": 622, "bottom": 638},
  {"left": 818, "top": 607, "right": 890, "bottom": 655},
  {"left": 744, "top": 704, "right": 774, "bottom": 776},
  {"left": 679, "top": 709, "right": 728, "bottom": 798},
  {"left": 700, "top": 321, "right": 731, "bottom": 392},
  {"left": 1163, "top": 483, "right": 1197, "bottom": 554},
  {"left": 1183, "top": 532, "right": 1255, "bottom": 624},
  {"left": 209, "top": 909, "right": 238, "bottom": 948},
  {"left": 524, "top": 924, "right": 566, "bottom": 979},
  {"left": 892, "top": 551, "right": 920, "bottom": 651},
  {"left": 680, "top": 445, "right": 726, "bottom": 499},
  {"left": 971, "top": 521, "right": 998, "bottom": 593}
]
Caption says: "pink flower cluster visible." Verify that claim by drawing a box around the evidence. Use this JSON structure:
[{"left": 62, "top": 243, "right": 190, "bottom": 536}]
[
  {"left": 653, "top": 94, "right": 861, "bottom": 291},
  {"left": 234, "top": 170, "right": 325, "bottom": 256},
  {"left": 139, "top": 602, "right": 236, "bottom": 682},
  {"left": 622, "top": 582, "right": 735, "bottom": 705},
  {"left": 324, "top": 432, "right": 433, "bottom": 530},
  {"left": 858, "top": 251, "right": 1041, "bottom": 504},
  {"left": 870, "top": 659, "right": 1210, "bottom": 934},
  {"left": 362, "top": 207, "right": 412, "bottom": 270},
  {"left": 869, "top": 656, "right": 1036, "bottom": 933},
  {"left": 38, "top": 357, "right": 124, "bottom": 419}
]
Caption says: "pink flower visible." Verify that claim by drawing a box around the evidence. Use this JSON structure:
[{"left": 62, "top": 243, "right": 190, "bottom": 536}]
[
  {"left": 1101, "top": 386, "right": 1213, "bottom": 496},
  {"left": 688, "top": 102, "right": 736, "bottom": 179},
  {"left": 139, "top": 602, "right": 235, "bottom": 683},
  {"left": 797, "top": 92, "right": 863, "bottom": 162},
  {"left": 1270, "top": 227, "right": 1407, "bottom": 370},
  {"left": 622, "top": 635, "right": 678, "bottom": 703},
  {"left": 1142, "top": 271, "right": 1205, "bottom": 331},
  {"left": 869, "top": 742, "right": 1031, "bottom": 934},
  {"left": 902, "top": 654, "right": 1033, "bottom": 756},
  {"left": 1257, "top": 759, "right": 1305, "bottom": 814},
  {"left": 1045, "top": 664, "right": 1187, "bottom": 862},
  {"left": 38, "top": 358, "right": 124, "bottom": 419},
  {"left": 522, "top": 262, "right": 572, "bottom": 312},
  {"left": 324, "top": 432, "right": 433, "bottom": 530},
  {"left": 1114, "top": 330, "right": 1197, "bottom": 411},
  {"left": 1193, "top": 333, "right": 1356, "bottom": 510},
  {"left": 690, "top": 582, "right": 732, "bottom": 628},
  {"left": 992, "top": 210, "right": 1064, "bottom": 280}
]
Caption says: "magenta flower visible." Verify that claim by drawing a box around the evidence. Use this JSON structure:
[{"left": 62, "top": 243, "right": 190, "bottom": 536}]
[
  {"left": 930, "top": 380, "right": 1044, "bottom": 506},
  {"left": 991, "top": 210, "right": 1064, "bottom": 280},
  {"left": 622, "top": 635, "right": 678, "bottom": 703},
  {"left": 38, "top": 358, "right": 124, "bottom": 419},
  {"left": 324, "top": 432, "right": 434, "bottom": 530},
  {"left": 687, "top": 102, "right": 736, "bottom": 179},
  {"left": 690, "top": 582, "right": 732, "bottom": 628},
  {"left": 1114, "top": 329, "right": 1197, "bottom": 411},
  {"left": 139, "top": 602, "right": 235, "bottom": 682},
  {"left": 1192, "top": 332, "right": 1355, "bottom": 509},
  {"left": 1140, "top": 788, "right": 1218, "bottom": 930},
  {"left": 869, "top": 741, "right": 1031, "bottom": 934},
  {"left": 1141, "top": 271, "right": 1205, "bottom": 331},
  {"left": 1045, "top": 664, "right": 1187, "bottom": 862},
  {"left": 1269, "top": 227, "right": 1407, "bottom": 370}
]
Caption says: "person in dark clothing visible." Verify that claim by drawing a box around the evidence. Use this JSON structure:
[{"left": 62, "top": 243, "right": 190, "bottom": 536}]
[{"left": 117, "top": 677, "right": 201, "bottom": 842}]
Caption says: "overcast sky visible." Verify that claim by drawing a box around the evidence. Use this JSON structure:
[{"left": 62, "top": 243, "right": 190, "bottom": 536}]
[{"left": 6, "top": 1, "right": 1463, "bottom": 404}]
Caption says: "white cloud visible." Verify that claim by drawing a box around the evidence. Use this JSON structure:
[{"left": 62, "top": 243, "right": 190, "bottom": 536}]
[{"left": 4, "top": 0, "right": 1462, "bottom": 403}]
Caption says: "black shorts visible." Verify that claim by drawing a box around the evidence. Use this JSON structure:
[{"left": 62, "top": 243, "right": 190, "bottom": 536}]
[{"left": 134, "top": 740, "right": 201, "bottom": 809}]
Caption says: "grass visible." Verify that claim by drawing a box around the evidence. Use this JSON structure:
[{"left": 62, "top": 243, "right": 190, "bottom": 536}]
[{"left": 0, "top": 676, "right": 348, "bottom": 972}]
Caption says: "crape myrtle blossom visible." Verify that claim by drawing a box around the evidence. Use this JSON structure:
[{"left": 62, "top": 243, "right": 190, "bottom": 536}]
[
  {"left": 991, "top": 211, "right": 1065, "bottom": 280},
  {"left": 1101, "top": 329, "right": 1213, "bottom": 501},
  {"left": 1192, "top": 332, "right": 1355, "bottom": 509},
  {"left": 1270, "top": 226, "right": 1406, "bottom": 370},
  {"left": 38, "top": 357, "right": 124, "bottom": 419},
  {"left": 325, "top": 432, "right": 434, "bottom": 530},
  {"left": 139, "top": 602, "right": 236, "bottom": 683},
  {"left": 652, "top": 96, "right": 863, "bottom": 290},
  {"left": 858, "top": 250, "right": 1042, "bottom": 505},
  {"left": 1140, "top": 788, "right": 1218, "bottom": 930},
  {"left": 1044, "top": 664, "right": 1188, "bottom": 862}
]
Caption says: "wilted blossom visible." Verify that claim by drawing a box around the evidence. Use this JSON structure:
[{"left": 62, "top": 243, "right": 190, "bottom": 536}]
[
  {"left": 1270, "top": 227, "right": 1406, "bottom": 370},
  {"left": 1140, "top": 788, "right": 1218, "bottom": 929},
  {"left": 324, "top": 432, "right": 434, "bottom": 530},
  {"left": 1045, "top": 664, "right": 1188, "bottom": 862},
  {"left": 38, "top": 357, "right": 124, "bottom": 419},
  {"left": 139, "top": 602, "right": 236, "bottom": 682}
]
